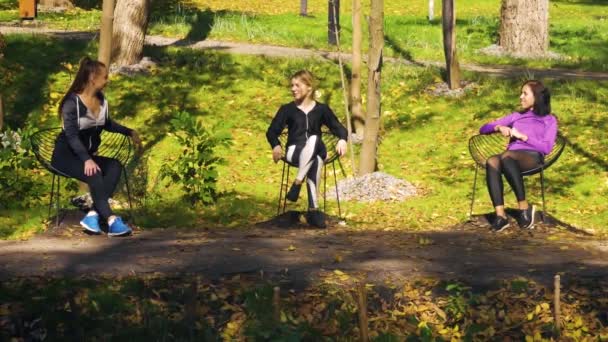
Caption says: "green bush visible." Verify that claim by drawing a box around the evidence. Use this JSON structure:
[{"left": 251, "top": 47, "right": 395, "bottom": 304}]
[
  {"left": 0, "top": 127, "right": 44, "bottom": 209},
  {"left": 160, "top": 111, "right": 231, "bottom": 204}
]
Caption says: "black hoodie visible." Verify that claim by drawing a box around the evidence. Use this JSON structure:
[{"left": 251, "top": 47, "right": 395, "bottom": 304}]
[
  {"left": 266, "top": 101, "right": 347, "bottom": 149},
  {"left": 55, "top": 92, "right": 132, "bottom": 162}
]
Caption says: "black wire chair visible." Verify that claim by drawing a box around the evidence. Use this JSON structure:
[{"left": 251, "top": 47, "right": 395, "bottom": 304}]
[
  {"left": 30, "top": 127, "right": 134, "bottom": 227},
  {"left": 468, "top": 132, "right": 566, "bottom": 222},
  {"left": 276, "top": 131, "right": 346, "bottom": 218}
]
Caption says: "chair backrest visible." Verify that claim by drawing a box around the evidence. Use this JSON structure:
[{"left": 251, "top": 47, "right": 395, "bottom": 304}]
[
  {"left": 278, "top": 129, "right": 341, "bottom": 165},
  {"left": 468, "top": 132, "right": 566, "bottom": 176},
  {"left": 30, "top": 127, "right": 133, "bottom": 175}
]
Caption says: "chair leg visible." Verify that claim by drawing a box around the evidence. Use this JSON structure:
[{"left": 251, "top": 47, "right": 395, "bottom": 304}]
[
  {"left": 337, "top": 158, "right": 346, "bottom": 178},
  {"left": 282, "top": 165, "right": 290, "bottom": 214},
  {"left": 323, "top": 163, "right": 327, "bottom": 214},
  {"left": 540, "top": 169, "right": 546, "bottom": 223},
  {"left": 333, "top": 161, "right": 342, "bottom": 219},
  {"left": 56, "top": 176, "right": 61, "bottom": 228},
  {"left": 469, "top": 165, "right": 479, "bottom": 220},
  {"left": 277, "top": 161, "right": 287, "bottom": 216},
  {"left": 123, "top": 166, "right": 135, "bottom": 224},
  {"left": 48, "top": 174, "right": 56, "bottom": 223}
]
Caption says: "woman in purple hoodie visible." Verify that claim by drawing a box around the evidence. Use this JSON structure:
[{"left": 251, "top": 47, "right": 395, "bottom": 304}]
[{"left": 479, "top": 80, "right": 557, "bottom": 232}]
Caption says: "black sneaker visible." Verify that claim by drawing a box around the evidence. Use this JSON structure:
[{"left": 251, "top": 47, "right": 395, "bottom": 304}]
[
  {"left": 516, "top": 205, "right": 536, "bottom": 230},
  {"left": 286, "top": 183, "right": 302, "bottom": 202},
  {"left": 490, "top": 215, "right": 510, "bottom": 232},
  {"left": 306, "top": 210, "right": 326, "bottom": 228}
]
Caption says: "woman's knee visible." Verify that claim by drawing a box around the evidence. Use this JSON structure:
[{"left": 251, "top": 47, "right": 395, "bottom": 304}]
[{"left": 486, "top": 155, "right": 501, "bottom": 170}]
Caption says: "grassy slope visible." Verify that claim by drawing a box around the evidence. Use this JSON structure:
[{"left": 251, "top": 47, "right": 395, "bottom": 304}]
[
  {"left": 1, "top": 0, "right": 607, "bottom": 71},
  {"left": 0, "top": 34, "right": 606, "bottom": 239}
]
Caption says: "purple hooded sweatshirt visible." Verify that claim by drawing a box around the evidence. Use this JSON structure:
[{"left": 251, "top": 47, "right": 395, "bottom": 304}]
[{"left": 479, "top": 110, "right": 558, "bottom": 155}]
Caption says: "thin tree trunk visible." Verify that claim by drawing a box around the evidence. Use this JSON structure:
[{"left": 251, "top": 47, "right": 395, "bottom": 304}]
[
  {"left": 0, "top": 95, "right": 4, "bottom": 131},
  {"left": 442, "top": 0, "right": 460, "bottom": 89},
  {"left": 328, "top": 0, "right": 340, "bottom": 45},
  {"left": 98, "top": 0, "right": 116, "bottom": 66},
  {"left": 330, "top": 2, "right": 357, "bottom": 176},
  {"left": 499, "top": 0, "right": 549, "bottom": 56},
  {"left": 428, "top": 0, "right": 434, "bottom": 21},
  {"left": 0, "top": 32, "right": 5, "bottom": 130},
  {"left": 351, "top": 0, "right": 364, "bottom": 140},
  {"left": 300, "top": 0, "right": 308, "bottom": 16},
  {"left": 358, "top": 0, "right": 383, "bottom": 176},
  {"left": 111, "top": 0, "right": 150, "bottom": 66}
]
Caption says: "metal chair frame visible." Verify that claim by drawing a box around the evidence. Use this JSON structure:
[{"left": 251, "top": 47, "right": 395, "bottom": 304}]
[
  {"left": 30, "top": 127, "right": 135, "bottom": 227},
  {"left": 468, "top": 132, "right": 566, "bottom": 222},
  {"left": 276, "top": 132, "right": 346, "bottom": 218}
]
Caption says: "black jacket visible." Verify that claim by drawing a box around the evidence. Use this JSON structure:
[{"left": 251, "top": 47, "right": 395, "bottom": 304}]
[
  {"left": 266, "top": 101, "right": 348, "bottom": 149},
  {"left": 55, "top": 92, "right": 132, "bottom": 162}
]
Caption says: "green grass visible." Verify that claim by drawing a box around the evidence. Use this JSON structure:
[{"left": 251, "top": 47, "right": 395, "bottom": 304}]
[
  {"left": 0, "top": 35, "right": 607, "bottom": 239},
  {"left": 1, "top": 0, "right": 608, "bottom": 71}
]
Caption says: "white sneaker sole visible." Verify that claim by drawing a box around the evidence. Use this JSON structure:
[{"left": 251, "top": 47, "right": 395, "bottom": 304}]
[
  {"left": 80, "top": 220, "right": 101, "bottom": 234},
  {"left": 493, "top": 223, "right": 510, "bottom": 233},
  {"left": 523, "top": 206, "right": 536, "bottom": 229},
  {"left": 107, "top": 229, "right": 132, "bottom": 237}
]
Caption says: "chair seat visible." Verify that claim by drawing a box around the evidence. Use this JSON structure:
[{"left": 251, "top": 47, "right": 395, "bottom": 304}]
[
  {"left": 467, "top": 132, "right": 566, "bottom": 221},
  {"left": 30, "top": 127, "right": 135, "bottom": 227},
  {"left": 276, "top": 130, "right": 345, "bottom": 217}
]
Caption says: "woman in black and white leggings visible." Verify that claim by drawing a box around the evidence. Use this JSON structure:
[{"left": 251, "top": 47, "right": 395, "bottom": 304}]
[{"left": 266, "top": 70, "right": 348, "bottom": 228}]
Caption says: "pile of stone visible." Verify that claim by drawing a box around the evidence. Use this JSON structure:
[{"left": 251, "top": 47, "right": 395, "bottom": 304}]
[
  {"left": 478, "top": 44, "right": 563, "bottom": 60},
  {"left": 110, "top": 56, "right": 157, "bottom": 76},
  {"left": 327, "top": 172, "right": 417, "bottom": 202},
  {"left": 425, "top": 81, "right": 477, "bottom": 98}
]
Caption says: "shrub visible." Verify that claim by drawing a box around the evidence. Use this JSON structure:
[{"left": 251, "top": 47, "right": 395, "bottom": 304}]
[
  {"left": 0, "top": 127, "right": 44, "bottom": 209},
  {"left": 160, "top": 111, "right": 231, "bottom": 204}
]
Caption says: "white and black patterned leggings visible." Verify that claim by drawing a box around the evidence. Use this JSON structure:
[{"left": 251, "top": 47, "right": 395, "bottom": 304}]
[{"left": 285, "top": 135, "right": 326, "bottom": 209}]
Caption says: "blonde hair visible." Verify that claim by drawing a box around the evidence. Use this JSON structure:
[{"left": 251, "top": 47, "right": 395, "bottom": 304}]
[{"left": 290, "top": 70, "right": 316, "bottom": 96}]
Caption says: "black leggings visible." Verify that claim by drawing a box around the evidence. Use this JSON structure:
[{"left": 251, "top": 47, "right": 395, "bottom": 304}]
[
  {"left": 51, "top": 153, "right": 123, "bottom": 220},
  {"left": 286, "top": 135, "right": 327, "bottom": 209},
  {"left": 486, "top": 150, "right": 543, "bottom": 207}
]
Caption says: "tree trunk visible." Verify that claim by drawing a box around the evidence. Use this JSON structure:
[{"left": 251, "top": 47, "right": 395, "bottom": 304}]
[
  {"left": 0, "top": 32, "right": 5, "bottom": 130},
  {"left": 0, "top": 95, "right": 4, "bottom": 131},
  {"left": 350, "top": 0, "right": 364, "bottom": 140},
  {"left": 499, "top": 0, "right": 549, "bottom": 56},
  {"left": 428, "top": 0, "right": 434, "bottom": 21},
  {"left": 442, "top": 0, "right": 460, "bottom": 89},
  {"left": 300, "top": 0, "right": 308, "bottom": 16},
  {"left": 328, "top": 0, "right": 340, "bottom": 45},
  {"left": 358, "top": 0, "right": 383, "bottom": 176},
  {"left": 98, "top": 0, "right": 116, "bottom": 67},
  {"left": 111, "top": 0, "right": 150, "bottom": 66}
]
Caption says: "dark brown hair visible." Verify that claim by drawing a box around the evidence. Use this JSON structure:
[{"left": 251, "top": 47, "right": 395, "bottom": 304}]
[
  {"left": 57, "top": 57, "right": 106, "bottom": 119},
  {"left": 522, "top": 80, "right": 551, "bottom": 116}
]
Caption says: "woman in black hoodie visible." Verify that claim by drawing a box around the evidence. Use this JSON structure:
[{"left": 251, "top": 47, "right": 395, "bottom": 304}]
[
  {"left": 52, "top": 57, "right": 141, "bottom": 236},
  {"left": 266, "top": 70, "right": 348, "bottom": 228}
]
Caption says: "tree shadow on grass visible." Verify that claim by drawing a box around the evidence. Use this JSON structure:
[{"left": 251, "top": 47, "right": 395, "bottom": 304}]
[{"left": 1, "top": 35, "right": 90, "bottom": 128}]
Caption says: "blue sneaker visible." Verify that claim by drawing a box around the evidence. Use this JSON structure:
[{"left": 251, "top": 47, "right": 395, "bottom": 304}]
[
  {"left": 80, "top": 213, "right": 101, "bottom": 234},
  {"left": 108, "top": 217, "right": 132, "bottom": 237}
]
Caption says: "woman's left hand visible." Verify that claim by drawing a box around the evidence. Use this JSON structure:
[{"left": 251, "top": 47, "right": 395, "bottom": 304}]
[
  {"left": 510, "top": 128, "right": 528, "bottom": 141},
  {"left": 336, "top": 139, "right": 347, "bottom": 156},
  {"left": 131, "top": 131, "right": 143, "bottom": 152}
]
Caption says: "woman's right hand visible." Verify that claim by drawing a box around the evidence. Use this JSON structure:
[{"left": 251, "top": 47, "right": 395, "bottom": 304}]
[
  {"left": 84, "top": 159, "right": 101, "bottom": 176},
  {"left": 272, "top": 146, "right": 283, "bottom": 163},
  {"left": 496, "top": 125, "right": 512, "bottom": 137}
]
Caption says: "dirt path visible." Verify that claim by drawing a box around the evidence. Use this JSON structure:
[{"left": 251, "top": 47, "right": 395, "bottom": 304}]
[
  {"left": 2, "top": 25, "right": 608, "bottom": 81},
  {"left": 1, "top": 211, "right": 607, "bottom": 288}
]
